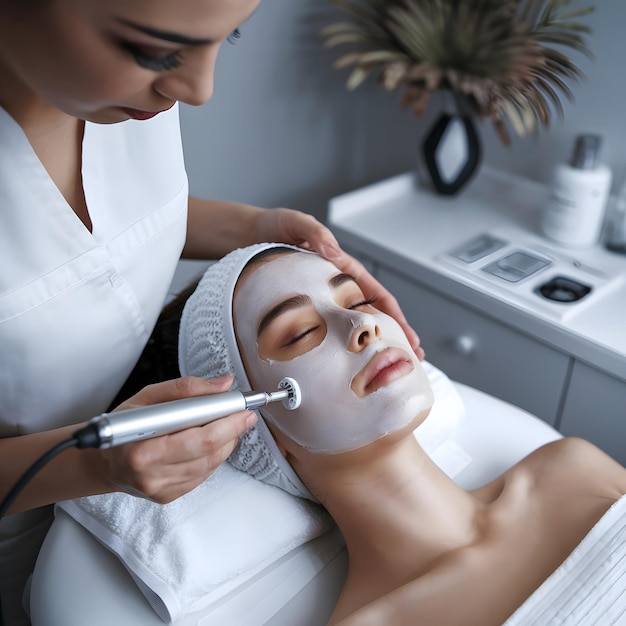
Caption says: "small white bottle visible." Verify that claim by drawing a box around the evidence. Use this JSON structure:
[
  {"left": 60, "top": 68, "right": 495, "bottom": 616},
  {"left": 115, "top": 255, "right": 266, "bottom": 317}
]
[{"left": 541, "top": 134, "right": 612, "bottom": 248}]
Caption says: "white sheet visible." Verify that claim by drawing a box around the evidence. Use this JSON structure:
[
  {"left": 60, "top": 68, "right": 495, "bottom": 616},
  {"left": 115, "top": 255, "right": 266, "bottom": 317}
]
[{"left": 504, "top": 494, "right": 626, "bottom": 626}]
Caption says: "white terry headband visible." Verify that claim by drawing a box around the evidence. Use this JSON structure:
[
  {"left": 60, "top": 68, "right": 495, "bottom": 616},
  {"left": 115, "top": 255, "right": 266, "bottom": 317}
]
[{"left": 178, "top": 243, "right": 316, "bottom": 501}]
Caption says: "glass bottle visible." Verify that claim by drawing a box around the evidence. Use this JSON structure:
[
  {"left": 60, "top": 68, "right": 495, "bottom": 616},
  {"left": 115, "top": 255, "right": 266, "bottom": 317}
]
[{"left": 605, "top": 179, "right": 626, "bottom": 254}]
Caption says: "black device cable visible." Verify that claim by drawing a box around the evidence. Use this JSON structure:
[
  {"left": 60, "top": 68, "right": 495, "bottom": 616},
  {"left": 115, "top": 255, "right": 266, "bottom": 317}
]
[
  {"left": 0, "top": 423, "right": 102, "bottom": 521},
  {"left": 0, "top": 437, "right": 78, "bottom": 521},
  {"left": 0, "top": 435, "right": 84, "bottom": 626},
  {"left": 0, "top": 425, "right": 103, "bottom": 626}
]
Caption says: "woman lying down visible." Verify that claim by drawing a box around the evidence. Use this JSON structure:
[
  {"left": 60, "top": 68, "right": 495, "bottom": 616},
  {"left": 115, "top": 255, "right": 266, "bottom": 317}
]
[{"left": 178, "top": 242, "right": 626, "bottom": 626}]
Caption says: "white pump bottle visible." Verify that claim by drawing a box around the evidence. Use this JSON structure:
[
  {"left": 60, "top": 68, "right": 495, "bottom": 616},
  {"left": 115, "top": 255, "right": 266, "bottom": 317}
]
[{"left": 541, "top": 134, "right": 612, "bottom": 248}]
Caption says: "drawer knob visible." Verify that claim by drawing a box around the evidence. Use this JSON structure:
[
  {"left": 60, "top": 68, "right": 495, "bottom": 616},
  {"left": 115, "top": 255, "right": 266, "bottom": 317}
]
[{"left": 454, "top": 335, "right": 476, "bottom": 356}]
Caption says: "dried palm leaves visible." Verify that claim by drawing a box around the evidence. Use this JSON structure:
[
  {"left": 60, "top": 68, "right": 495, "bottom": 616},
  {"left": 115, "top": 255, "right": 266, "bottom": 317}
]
[{"left": 322, "top": 0, "right": 594, "bottom": 144}]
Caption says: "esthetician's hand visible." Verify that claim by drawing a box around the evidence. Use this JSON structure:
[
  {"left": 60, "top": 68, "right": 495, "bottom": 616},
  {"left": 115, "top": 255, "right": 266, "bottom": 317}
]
[
  {"left": 99, "top": 375, "right": 256, "bottom": 504},
  {"left": 257, "top": 208, "right": 425, "bottom": 360}
]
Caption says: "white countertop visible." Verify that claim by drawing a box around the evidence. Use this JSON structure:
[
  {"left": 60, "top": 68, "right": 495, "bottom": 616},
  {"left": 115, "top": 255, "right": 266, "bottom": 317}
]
[{"left": 328, "top": 168, "right": 626, "bottom": 381}]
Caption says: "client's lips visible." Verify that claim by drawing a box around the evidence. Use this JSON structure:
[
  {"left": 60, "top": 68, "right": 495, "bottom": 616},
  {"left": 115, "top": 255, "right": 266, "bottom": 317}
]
[
  {"left": 120, "top": 107, "right": 161, "bottom": 121},
  {"left": 351, "top": 347, "right": 414, "bottom": 398}
]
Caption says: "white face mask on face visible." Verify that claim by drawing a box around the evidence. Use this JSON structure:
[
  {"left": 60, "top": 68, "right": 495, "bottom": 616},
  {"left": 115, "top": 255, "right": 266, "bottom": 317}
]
[{"left": 234, "top": 252, "right": 433, "bottom": 454}]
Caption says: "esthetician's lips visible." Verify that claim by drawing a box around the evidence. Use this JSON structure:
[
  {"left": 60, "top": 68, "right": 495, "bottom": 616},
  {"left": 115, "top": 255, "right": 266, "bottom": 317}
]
[
  {"left": 120, "top": 107, "right": 161, "bottom": 120},
  {"left": 351, "top": 347, "right": 414, "bottom": 398}
]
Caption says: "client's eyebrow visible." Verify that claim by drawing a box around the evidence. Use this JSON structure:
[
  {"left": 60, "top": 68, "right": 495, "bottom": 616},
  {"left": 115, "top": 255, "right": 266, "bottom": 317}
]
[
  {"left": 257, "top": 294, "right": 311, "bottom": 338},
  {"left": 329, "top": 273, "right": 358, "bottom": 290},
  {"left": 116, "top": 18, "right": 214, "bottom": 46}
]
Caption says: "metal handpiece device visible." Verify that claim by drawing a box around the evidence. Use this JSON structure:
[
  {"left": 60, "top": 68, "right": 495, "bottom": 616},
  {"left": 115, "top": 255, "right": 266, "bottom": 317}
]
[{"left": 74, "top": 378, "right": 301, "bottom": 449}]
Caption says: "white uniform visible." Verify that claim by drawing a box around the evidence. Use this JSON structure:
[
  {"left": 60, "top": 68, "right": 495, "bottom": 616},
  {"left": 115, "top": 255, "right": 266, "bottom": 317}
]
[{"left": 0, "top": 104, "right": 188, "bottom": 624}]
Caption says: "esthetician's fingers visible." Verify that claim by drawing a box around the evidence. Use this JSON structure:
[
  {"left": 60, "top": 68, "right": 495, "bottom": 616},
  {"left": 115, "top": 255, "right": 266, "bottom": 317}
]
[
  {"left": 103, "top": 410, "right": 257, "bottom": 504},
  {"left": 100, "top": 376, "right": 256, "bottom": 502},
  {"left": 112, "top": 375, "right": 235, "bottom": 413},
  {"left": 256, "top": 207, "right": 343, "bottom": 261}
]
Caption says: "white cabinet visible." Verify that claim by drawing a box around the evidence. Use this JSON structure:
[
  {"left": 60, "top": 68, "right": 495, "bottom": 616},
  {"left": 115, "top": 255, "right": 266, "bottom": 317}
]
[{"left": 559, "top": 362, "right": 626, "bottom": 464}]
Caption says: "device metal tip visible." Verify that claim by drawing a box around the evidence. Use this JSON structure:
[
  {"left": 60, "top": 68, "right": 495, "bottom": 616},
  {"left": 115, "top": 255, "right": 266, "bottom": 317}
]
[{"left": 278, "top": 377, "right": 301, "bottom": 410}]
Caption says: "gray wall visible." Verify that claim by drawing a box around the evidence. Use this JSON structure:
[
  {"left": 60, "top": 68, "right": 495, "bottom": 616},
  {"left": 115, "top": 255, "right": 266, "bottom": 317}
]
[{"left": 180, "top": 0, "right": 626, "bottom": 224}]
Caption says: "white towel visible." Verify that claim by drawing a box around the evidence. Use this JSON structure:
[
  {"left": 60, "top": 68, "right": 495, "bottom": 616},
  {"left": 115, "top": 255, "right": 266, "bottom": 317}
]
[
  {"left": 504, "top": 493, "right": 626, "bottom": 625},
  {"left": 57, "top": 361, "right": 465, "bottom": 623},
  {"left": 414, "top": 361, "right": 465, "bottom": 452},
  {"left": 58, "top": 464, "right": 333, "bottom": 622}
]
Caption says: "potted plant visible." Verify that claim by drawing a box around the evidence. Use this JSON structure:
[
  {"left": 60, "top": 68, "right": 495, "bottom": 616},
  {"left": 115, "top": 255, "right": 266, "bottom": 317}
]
[{"left": 322, "top": 0, "right": 594, "bottom": 195}]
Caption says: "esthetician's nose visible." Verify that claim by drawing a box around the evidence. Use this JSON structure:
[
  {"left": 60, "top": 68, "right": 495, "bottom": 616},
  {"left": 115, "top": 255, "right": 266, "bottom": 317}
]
[
  {"left": 153, "top": 46, "right": 217, "bottom": 106},
  {"left": 348, "top": 319, "right": 381, "bottom": 353}
]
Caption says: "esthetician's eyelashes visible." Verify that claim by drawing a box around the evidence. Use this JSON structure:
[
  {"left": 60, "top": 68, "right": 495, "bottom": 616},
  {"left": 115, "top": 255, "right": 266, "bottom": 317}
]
[
  {"left": 227, "top": 28, "right": 241, "bottom": 45},
  {"left": 125, "top": 44, "right": 183, "bottom": 72}
]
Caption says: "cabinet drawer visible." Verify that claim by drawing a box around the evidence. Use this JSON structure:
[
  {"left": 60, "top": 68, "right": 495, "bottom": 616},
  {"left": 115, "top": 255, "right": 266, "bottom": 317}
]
[
  {"left": 377, "top": 268, "right": 569, "bottom": 425},
  {"left": 560, "top": 362, "right": 626, "bottom": 465}
]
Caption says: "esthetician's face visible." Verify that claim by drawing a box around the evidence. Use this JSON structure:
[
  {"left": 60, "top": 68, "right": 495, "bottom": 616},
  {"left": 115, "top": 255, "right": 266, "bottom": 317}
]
[
  {"left": 234, "top": 252, "right": 434, "bottom": 454},
  {"left": 0, "top": 0, "right": 260, "bottom": 123}
]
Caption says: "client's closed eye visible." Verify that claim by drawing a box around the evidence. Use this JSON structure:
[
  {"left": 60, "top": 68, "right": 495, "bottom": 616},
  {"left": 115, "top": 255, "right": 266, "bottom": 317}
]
[
  {"left": 279, "top": 314, "right": 326, "bottom": 353},
  {"left": 347, "top": 296, "right": 377, "bottom": 311},
  {"left": 257, "top": 307, "right": 327, "bottom": 361},
  {"left": 330, "top": 273, "right": 377, "bottom": 313},
  {"left": 285, "top": 325, "right": 320, "bottom": 346}
]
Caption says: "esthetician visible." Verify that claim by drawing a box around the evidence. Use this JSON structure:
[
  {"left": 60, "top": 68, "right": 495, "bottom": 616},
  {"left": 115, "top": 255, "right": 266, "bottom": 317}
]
[{"left": 0, "top": 1, "right": 422, "bottom": 623}]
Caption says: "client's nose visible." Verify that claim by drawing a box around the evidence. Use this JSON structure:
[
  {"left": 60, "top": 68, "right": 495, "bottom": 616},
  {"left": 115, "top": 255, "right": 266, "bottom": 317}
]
[{"left": 349, "top": 320, "right": 381, "bottom": 353}]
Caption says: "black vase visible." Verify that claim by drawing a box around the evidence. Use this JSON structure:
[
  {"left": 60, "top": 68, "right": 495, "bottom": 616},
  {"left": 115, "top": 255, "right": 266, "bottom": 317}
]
[{"left": 421, "top": 112, "right": 482, "bottom": 196}]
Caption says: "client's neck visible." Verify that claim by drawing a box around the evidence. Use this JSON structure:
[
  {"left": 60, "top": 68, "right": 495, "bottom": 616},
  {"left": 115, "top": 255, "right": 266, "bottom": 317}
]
[{"left": 301, "top": 436, "right": 481, "bottom": 595}]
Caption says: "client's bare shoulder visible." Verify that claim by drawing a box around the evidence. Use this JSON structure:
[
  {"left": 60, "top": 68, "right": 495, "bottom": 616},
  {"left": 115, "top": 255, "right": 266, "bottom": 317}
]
[
  {"left": 475, "top": 436, "right": 626, "bottom": 507},
  {"left": 478, "top": 436, "right": 626, "bottom": 553},
  {"left": 520, "top": 437, "right": 626, "bottom": 502}
]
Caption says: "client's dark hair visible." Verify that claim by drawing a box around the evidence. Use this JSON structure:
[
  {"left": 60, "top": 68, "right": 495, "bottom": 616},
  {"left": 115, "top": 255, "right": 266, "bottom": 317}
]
[
  {"left": 109, "top": 282, "right": 198, "bottom": 409},
  {"left": 111, "top": 247, "right": 294, "bottom": 409}
]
